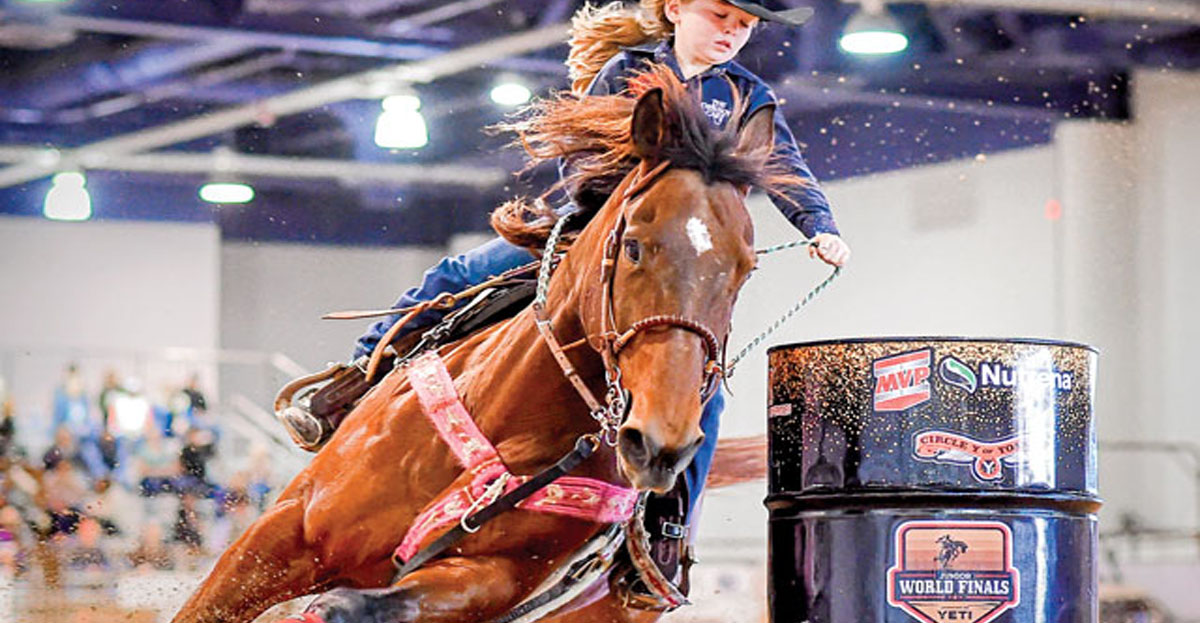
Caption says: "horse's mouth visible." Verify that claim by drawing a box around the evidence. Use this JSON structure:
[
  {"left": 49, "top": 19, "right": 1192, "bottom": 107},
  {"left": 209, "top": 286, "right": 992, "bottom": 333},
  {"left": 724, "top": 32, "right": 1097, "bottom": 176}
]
[{"left": 616, "top": 452, "right": 680, "bottom": 494}]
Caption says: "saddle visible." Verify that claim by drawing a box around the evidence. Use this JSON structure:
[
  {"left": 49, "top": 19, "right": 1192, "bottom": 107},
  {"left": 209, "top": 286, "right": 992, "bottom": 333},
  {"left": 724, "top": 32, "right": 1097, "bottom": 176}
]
[{"left": 306, "top": 279, "right": 540, "bottom": 429}]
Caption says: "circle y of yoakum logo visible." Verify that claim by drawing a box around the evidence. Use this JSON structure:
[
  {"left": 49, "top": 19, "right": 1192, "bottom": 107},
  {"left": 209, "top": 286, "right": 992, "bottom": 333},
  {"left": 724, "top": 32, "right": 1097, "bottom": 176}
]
[{"left": 937, "top": 356, "right": 1073, "bottom": 395}]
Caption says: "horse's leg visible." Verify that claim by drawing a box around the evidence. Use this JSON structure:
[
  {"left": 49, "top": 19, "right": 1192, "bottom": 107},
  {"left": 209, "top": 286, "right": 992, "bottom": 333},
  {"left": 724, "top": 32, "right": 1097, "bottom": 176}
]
[
  {"left": 540, "top": 591, "right": 663, "bottom": 623},
  {"left": 173, "top": 497, "right": 326, "bottom": 623},
  {"left": 302, "top": 555, "right": 535, "bottom": 623}
]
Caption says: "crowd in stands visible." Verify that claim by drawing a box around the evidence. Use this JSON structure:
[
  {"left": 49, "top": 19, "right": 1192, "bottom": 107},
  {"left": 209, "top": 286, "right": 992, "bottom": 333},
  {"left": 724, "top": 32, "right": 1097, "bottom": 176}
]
[{"left": 0, "top": 363, "right": 276, "bottom": 587}]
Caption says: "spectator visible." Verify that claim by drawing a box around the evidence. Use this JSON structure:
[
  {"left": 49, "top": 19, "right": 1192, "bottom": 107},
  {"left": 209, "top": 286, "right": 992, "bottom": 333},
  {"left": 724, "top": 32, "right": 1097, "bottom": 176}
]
[
  {"left": 102, "top": 376, "right": 151, "bottom": 488},
  {"left": 0, "top": 505, "right": 25, "bottom": 578},
  {"left": 127, "top": 522, "right": 173, "bottom": 571},
  {"left": 0, "top": 399, "right": 17, "bottom": 459},
  {"left": 66, "top": 516, "right": 108, "bottom": 571},
  {"left": 181, "top": 373, "right": 208, "bottom": 414},
  {"left": 96, "top": 369, "right": 125, "bottom": 426},
  {"left": 43, "top": 424, "right": 105, "bottom": 485},
  {"left": 135, "top": 420, "right": 179, "bottom": 499},
  {"left": 40, "top": 453, "right": 86, "bottom": 537},
  {"left": 166, "top": 373, "right": 210, "bottom": 439},
  {"left": 79, "top": 477, "right": 125, "bottom": 537},
  {"left": 53, "top": 364, "right": 96, "bottom": 441},
  {"left": 172, "top": 494, "right": 203, "bottom": 553},
  {"left": 178, "top": 427, "right": 216, "bottom": 498}
]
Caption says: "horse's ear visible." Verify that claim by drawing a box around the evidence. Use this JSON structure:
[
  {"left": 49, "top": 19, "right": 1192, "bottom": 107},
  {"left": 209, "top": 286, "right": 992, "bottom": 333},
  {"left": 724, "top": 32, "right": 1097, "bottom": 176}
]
[
  {"left": 631, "top": 88, "right": 665, "bottom": 159},
  {"left": 735, "top": 104, "right": 776, "bottom": 167}
]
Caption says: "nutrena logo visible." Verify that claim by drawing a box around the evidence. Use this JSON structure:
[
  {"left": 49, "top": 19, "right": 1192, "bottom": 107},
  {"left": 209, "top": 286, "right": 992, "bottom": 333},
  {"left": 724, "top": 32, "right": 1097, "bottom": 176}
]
[
  {"left": 938, "top": 356, "right": 978, "bottom": 394},
  {"left": 873, "top": 349, "right": 933, "bottom": 411}
]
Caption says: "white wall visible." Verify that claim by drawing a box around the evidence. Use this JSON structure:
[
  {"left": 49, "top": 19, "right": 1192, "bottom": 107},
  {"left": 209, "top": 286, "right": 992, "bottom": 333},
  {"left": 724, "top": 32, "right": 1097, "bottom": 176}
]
[
  {"left": 0, "top": 216, "right": 220, "bottom": 445},
  {"left": 219, "top": 241, "right": 444, "bottom": 372},
  {"left": 1129, "top": 70, "right": 1200, "bottom": 542}
]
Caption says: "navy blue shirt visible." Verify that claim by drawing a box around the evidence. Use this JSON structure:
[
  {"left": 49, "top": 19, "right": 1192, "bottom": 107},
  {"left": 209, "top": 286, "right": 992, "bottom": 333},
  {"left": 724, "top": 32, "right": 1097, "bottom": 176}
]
[{"left": 581, "top": 39, "right": 839, "bottom": 238}]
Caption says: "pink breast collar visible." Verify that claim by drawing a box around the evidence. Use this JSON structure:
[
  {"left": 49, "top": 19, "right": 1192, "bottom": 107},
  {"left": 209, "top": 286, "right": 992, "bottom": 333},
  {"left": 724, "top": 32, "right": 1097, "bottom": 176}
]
[{"left": 395, "top": 352, "right": 638, "bottom": 563}]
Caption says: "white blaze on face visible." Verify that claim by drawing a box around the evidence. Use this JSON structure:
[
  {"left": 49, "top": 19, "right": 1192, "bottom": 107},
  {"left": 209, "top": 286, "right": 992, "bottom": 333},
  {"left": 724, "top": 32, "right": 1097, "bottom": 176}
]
[{"left": 686, "top": 217, "right": 713, "bottom": 256}]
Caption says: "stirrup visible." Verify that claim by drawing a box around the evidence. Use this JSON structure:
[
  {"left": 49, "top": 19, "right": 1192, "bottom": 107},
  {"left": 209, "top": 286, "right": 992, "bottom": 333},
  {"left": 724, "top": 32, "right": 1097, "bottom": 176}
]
[
  {"left": 278, "top": 405, "right": 329, "bottom": 451},
  {"left": 274, "top": 364, "right": 345, "bottom": 452}
]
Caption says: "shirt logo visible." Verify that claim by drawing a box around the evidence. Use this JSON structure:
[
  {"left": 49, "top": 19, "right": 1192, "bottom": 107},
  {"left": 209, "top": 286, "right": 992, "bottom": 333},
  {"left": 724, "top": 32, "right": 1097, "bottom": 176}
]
[{"left": 701, "top": 99, "right": 732, "bottom": 126}]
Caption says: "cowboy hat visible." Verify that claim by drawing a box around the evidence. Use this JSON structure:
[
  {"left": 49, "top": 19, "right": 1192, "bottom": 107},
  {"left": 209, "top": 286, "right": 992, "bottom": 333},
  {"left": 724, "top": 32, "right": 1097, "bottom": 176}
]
[{"left": 722, "top": 0, "right": 814, "bottom": 26}]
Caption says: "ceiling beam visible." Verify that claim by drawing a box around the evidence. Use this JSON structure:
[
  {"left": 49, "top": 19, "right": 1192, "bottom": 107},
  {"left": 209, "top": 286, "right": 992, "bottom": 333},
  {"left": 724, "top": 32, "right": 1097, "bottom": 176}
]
[
  {"left": 0, "top": 146, "right": 507, "bottom": 188},
  {"left": 47, "top": 14, "right": 564, "bottom": 74},
  {"left": 0, "top": 22, "right": 569, "bottom": 189},
  {"left": 380, "top": 0, "right": 508, "bottom": 36},
  {"left": 919, "top": 0, "right": 1200, "bottom": 24}
]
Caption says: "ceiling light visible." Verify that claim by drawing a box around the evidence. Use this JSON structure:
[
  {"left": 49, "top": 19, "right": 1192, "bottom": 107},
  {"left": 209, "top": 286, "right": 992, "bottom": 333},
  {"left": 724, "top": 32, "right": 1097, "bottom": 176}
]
[
  {"left": 839, "top": 4, "right": 908, "bottom": 56},
  {"left": 43, "top": 171, "right": 92, "bottom": 221},
  {"left": 199, "top": 181, "right": 255, "bottom": 204},
  {"left": 375, "top": 94, "right": 428, "bottom": 149},
  {"left": 490, "top": 81, "right": 532, "bottom": 107}
]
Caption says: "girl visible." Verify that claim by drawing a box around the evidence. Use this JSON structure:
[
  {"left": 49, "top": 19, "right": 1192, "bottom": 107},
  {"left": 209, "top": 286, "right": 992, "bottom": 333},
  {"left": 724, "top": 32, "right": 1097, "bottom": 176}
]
[{"left": 280, "top": 0, "right": 851, "bottom": 520}]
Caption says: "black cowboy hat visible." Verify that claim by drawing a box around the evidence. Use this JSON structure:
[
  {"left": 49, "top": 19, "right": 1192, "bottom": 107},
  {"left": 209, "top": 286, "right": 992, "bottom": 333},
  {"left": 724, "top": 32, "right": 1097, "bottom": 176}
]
[{"left": 722, "top": 0, "right": 814, "bottom": 26}]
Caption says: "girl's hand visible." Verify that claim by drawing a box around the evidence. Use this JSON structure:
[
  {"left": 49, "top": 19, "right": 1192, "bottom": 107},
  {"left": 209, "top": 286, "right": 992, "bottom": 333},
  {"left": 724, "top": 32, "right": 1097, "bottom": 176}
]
[{"left": 809, "top": 233, "right": 851, "bottom": 267}]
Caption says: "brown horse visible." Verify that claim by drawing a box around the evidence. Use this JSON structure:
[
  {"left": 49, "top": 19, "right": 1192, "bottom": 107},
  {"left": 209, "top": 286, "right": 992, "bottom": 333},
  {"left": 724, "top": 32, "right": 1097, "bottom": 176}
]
[{"left": 171, "top": 66, "right": 798, "bottom": 623}]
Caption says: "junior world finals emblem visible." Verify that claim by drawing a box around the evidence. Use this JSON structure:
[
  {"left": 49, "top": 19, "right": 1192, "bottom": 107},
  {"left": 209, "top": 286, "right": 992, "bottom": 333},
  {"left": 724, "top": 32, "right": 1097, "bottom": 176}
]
[{"left": 887, "top": 520, "right": 1020, "bottom": 623}]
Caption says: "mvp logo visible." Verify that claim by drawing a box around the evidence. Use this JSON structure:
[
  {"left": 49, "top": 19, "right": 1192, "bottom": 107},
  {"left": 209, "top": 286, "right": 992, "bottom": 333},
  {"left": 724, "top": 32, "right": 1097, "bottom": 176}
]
[
  {"left": 873, "top": 349, "right": 933, "bottom": 411},
  {"left": 888, "top": 521, "right": 1020, "bottom": 623}
]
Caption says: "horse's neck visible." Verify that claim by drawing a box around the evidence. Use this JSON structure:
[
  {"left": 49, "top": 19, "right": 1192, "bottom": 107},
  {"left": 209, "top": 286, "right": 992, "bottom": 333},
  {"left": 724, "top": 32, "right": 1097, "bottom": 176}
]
[{"left": 451, "top": 185, "right": 630, "bottom": 470}]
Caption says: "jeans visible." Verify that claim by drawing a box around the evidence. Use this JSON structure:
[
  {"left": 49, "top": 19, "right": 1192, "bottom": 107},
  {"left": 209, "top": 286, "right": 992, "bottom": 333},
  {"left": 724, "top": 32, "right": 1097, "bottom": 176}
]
[
  {"left": 354, "top": 237, "right": 537, "bottom": 359},
  {"left": 357, "top": 235, "right": 722, "bottom": 516}
]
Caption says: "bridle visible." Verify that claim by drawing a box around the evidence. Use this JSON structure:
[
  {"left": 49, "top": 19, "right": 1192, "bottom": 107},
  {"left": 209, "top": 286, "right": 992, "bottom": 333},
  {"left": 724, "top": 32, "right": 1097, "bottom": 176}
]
[{"left": 531, "top": 159, "right": 726, "bottom": 446}]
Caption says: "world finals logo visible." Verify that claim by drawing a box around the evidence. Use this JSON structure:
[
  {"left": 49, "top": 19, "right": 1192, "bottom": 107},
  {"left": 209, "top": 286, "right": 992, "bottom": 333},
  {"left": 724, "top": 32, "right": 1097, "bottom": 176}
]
[{"left": 888, "top": 520, "right": 1020, "bottom": 623}]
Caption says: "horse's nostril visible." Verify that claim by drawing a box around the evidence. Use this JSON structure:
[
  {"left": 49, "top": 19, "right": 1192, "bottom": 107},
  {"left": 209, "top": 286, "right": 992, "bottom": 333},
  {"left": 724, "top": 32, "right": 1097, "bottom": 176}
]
[{"left": 618, "top": 427, "right": 655, "bottom": 466}]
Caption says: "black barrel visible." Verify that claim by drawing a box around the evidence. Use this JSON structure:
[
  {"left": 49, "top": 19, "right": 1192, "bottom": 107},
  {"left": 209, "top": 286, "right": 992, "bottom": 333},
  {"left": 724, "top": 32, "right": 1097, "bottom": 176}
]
[{"left": 766, "top": 337, "right": 1099, "bottom": 623}]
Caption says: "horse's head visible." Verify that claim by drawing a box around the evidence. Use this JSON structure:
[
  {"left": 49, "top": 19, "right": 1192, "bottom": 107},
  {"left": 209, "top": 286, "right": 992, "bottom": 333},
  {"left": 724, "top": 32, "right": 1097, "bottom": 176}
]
[
  {"left": 493, "top": 66, "right": 802, "bottom": 493},
  {"left": 583, "top": 86, "right": 777, "bottom": 493}
]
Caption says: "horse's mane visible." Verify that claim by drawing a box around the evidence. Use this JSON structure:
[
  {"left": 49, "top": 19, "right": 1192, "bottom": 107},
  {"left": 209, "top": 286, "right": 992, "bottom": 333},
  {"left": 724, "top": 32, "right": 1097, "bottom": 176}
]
[{"left": 490, "top": 64, "right": 807, "bottom": 250}]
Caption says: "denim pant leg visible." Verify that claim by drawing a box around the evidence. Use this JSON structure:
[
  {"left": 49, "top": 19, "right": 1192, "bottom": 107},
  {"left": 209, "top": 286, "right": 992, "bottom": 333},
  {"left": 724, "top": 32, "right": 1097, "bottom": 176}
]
[
  {"left": 354, "top": 237, "right": 537, "bottom": 359},
  {"left": 683, "top": 386, "right": 724, "bottom": 518}
]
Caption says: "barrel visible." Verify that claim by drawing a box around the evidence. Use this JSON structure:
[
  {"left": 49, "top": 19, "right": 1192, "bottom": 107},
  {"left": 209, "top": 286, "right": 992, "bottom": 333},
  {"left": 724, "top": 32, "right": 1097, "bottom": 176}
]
[{"left": 766, "top": 337, "right": 1099, "bottom": 623}]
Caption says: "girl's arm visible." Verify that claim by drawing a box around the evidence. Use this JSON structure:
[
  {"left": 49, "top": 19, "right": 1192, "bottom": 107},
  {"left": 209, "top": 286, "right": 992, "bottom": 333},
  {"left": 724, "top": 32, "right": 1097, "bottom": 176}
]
[{"left": 766, "top": 104, "right": 840, "bottom": 239}]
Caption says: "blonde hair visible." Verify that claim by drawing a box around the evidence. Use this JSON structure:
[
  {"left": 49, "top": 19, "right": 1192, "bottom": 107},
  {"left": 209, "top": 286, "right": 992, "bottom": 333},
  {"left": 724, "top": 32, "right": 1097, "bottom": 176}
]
[
  {"left": 490, "top": 64, "right": 806, "bottom": 249},
  {"left": 567, "top": 0, "right": 678, "bottom": 94}
]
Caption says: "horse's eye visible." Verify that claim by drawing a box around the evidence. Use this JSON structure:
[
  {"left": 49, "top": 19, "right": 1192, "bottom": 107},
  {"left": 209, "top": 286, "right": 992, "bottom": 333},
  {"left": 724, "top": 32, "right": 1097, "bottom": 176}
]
[{"left": 624, "top": 238, "right": 642, "bottom": 264}]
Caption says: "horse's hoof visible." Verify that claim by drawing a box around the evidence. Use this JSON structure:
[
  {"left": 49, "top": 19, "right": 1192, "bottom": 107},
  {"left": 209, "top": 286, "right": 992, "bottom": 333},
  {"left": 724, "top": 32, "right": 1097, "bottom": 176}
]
[
  {"left": 305, "top": 586, "right": 416, "bottom": 623},
  {"left": 304, "top": 588, "right": 371, "bottom": 623}
]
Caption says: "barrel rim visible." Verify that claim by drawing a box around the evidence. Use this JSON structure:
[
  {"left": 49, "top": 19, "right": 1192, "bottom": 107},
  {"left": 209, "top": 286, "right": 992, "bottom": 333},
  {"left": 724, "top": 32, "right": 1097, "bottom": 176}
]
[
  {"left": 767, "top": 336, "right": 1099, "bottom": 354},
  {"left": 764, "top": 490, "right": 1104, "bottom": 515}
]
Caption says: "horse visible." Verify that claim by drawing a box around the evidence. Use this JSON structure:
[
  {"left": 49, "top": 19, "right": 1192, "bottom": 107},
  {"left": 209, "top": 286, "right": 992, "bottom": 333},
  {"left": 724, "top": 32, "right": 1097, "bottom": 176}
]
[
  {"left": 171, "top": 65, "right": 800, "bottom": 623},
  {"left": 935, "top": 534, "right": 969, "bottom": 569}
]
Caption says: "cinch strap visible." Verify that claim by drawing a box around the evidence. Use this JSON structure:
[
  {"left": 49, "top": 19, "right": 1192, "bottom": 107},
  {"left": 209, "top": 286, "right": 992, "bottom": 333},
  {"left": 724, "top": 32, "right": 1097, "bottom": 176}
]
[{"left": 395, "top": 352, "right": 638, "bottom": 565}]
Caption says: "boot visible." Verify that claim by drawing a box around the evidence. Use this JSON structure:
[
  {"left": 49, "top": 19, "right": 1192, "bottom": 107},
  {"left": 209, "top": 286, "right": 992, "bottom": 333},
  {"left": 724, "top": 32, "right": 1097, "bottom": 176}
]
[
  {"left": 277, "top": 353, "right": 394, "bottom": 452},
  {"left": 611, "top": 479, "right": 694, "bottom": 610}
]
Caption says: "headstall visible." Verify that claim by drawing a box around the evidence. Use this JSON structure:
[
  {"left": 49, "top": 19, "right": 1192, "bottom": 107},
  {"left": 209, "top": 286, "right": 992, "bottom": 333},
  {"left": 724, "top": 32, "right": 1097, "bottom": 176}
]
[{"left": 531, "top": 159, "right": 726, "bottom": 446}]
